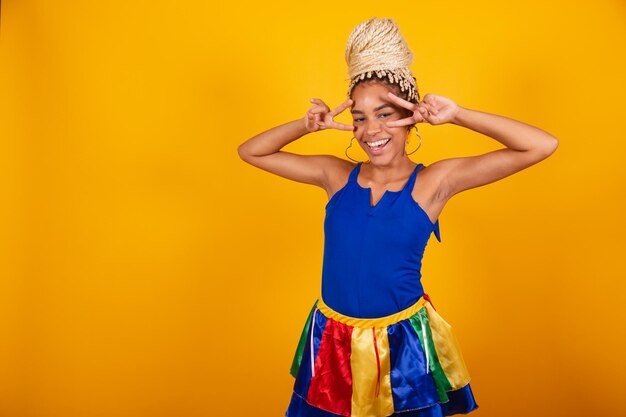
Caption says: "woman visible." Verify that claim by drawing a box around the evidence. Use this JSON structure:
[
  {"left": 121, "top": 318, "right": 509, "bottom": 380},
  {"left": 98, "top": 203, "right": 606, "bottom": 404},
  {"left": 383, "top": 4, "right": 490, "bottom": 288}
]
[{"left": 238, "top": 17, "right": 558, "bottom": 417}]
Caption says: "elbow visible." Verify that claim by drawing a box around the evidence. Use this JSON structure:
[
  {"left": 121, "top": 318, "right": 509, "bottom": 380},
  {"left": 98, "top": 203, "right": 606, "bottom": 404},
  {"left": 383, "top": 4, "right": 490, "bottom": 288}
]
[
  {"left": 537, "top": 136, "right": 559, "bottom": 158},
  {"left": 237, "top": 143, "right": 252, "bottom": 163},
  {"left": 526, "top": 136, "right": 558, "bottom": 164},
  {"left": 545, "top": 136, "right": 559, "bottom": 156}
]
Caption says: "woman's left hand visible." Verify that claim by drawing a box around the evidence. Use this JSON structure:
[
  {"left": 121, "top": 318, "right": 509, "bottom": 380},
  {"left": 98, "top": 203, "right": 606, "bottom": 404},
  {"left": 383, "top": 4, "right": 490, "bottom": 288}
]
[{"left": 385, "top": 92, "right": 462, "bottom": 127}]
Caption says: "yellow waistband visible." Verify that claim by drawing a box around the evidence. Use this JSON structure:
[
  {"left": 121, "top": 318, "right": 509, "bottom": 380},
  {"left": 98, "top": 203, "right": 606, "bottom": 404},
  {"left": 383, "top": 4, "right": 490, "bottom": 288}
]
[{"left": 316, "top": 296, "right": 426, "bottom": 328}]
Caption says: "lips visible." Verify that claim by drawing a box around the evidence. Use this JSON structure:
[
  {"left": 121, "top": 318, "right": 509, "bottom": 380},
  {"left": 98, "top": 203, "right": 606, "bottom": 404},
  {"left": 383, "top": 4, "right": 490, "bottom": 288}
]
[
  {"left": 364, "top": 138, "right": 391, "bottom": 155},
  {"left": 366, "top": 138, "right": 391, "bottom": 149}
]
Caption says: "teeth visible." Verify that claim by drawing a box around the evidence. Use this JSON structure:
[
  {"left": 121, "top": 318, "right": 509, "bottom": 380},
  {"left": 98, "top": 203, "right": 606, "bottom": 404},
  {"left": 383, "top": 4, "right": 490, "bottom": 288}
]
[{"left": 367, "top": 138, "right": 390, "bottom": 148}]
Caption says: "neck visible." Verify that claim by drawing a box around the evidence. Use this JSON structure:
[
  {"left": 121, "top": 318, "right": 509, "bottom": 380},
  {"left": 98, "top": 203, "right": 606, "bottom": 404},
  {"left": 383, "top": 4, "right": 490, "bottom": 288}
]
[{"left": 362, "top": 157, "right": 416, "bottom": 183}]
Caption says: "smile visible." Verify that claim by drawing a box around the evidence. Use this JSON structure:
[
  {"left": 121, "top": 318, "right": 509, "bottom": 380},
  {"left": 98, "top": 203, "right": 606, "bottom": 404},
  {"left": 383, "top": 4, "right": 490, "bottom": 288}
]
[{"left": 366, "top": 138, "right": 391, "bottom": 149}]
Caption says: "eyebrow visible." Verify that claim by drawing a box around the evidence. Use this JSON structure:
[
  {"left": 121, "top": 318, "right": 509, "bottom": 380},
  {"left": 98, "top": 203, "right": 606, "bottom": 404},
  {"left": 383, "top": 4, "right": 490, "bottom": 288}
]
[{"left": 351, "top": 103, "right": 394, "bottom": 114}]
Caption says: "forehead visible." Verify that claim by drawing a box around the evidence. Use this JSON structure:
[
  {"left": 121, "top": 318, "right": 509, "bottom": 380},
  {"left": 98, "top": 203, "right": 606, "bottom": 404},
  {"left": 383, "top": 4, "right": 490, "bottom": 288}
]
[{"left": 351, "top": 82, "right": 397, "bottom": 112}]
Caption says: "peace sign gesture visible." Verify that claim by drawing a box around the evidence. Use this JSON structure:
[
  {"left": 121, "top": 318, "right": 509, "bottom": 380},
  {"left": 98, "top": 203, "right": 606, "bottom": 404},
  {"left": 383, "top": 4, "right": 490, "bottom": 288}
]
[
  {"left": 305, "top": 98, "right": 354, "bottom": 133},
  {"left": 384, "top": 92, "right": 462, "bottom": 127}
]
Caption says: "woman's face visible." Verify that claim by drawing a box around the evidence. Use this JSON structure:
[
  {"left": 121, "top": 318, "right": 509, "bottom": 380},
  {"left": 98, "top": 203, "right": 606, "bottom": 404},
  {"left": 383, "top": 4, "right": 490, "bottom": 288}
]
[{"left": 350, "top": 82, "right": 410, "bottom": 162}]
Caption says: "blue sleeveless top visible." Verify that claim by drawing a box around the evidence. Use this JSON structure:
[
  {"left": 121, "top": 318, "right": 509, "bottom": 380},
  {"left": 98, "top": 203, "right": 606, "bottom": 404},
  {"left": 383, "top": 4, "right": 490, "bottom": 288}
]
[{"left": 321, "top": 161, "right": 441, "bottom": 318}]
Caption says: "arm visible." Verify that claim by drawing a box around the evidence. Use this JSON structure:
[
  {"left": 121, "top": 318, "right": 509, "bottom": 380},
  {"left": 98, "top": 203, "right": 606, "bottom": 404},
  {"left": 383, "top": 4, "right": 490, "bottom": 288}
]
[
  {"left": 386, "top": 92, "right": 559, "bottom": 199},
  {"left": 437, "top": 107, "right": 559, "bottom": 198},
  {"left": 237, "top": 98, "right": 353, "bottom": 188}
]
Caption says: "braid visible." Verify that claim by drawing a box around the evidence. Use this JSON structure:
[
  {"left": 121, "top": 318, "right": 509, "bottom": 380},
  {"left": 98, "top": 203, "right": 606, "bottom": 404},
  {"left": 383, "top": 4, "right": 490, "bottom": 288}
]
[{"left": 345, "top": 17, "right": 420, "bottom": 103}]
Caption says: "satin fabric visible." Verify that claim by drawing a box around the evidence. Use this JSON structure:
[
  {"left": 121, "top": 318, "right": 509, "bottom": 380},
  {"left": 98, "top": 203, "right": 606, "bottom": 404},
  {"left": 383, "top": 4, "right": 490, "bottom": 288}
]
[
  {"left": 408, "top": 310, "right": 452, "bottom": 401},
  {"left": 287, "top": 384, "right": 478, "bottom": 417},
  {"left": 422, "top": 302, "right": 471, "bottom": 390},
  {"left": 317, "top": 296, "right": 426, "bottom": 328},
  {"left": 291, "top": 302, "right": 318, "bottom": 378},
  {"left": 307, "top": 318, "right": 353, "bottom": 415},
  {"left": 387, "top": 318, "right": 440, "bottom": 410},
  {"left": 288, "top": 295, "right": 479, "bottom": 417},
  {"left": 351, "top": 326, "right": 394, "bottom": 416},
  {"left": 293, "top": 308, "right": 326, "bottom": 402}
]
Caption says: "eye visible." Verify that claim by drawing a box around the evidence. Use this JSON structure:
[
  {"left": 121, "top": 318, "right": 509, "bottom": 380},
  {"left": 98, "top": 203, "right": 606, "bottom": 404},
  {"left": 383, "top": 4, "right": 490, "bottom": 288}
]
[
  {"left": 353, "top": 117, "right": 364, "bottom": 123},
  {"left": 379, "top": 112, "right": 392, "bottom": 118}
]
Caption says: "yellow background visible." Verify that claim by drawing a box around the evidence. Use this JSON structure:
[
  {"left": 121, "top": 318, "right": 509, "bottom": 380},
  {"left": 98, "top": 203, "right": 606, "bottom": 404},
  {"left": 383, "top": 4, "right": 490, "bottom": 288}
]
[{"left": 1, "top": 1, "right": 625, "bottom": 416}]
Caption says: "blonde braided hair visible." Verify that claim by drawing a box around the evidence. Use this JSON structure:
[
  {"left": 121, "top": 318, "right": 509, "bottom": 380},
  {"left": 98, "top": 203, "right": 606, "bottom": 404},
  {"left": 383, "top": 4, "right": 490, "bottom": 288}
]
[{"left": 345, "top": 17, "right": 420, "bottom": 103}]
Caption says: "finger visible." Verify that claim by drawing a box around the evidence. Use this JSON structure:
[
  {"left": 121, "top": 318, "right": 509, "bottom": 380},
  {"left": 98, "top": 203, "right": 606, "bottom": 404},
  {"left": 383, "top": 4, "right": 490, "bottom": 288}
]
[
  {"left": 417, "top": 104, "right": 430, "bottom": 118},
  {"left": 421, "top": 95, "right": 439, "bottom": 114},
  {"left": 426, "top": 97, "right": 437, "bottom": 110},
  {"left": 329, "top": 99, "right": 353, "bottom": 117},
  {"left": 385, "top": 115, "right": 421, "bottom": 128},
  {"left": 328, "top": 121, "right": 354, "bottom": 131},
  {"left": 386, "top": 91, "right": 417, "bottom": 111},
  {"left": 417, "top": 106, "right": 436, "bottom": 124},
  {"left": 310, "top": 98, "right": 329, "bottom": 109},
  {"left": 309, "top": 107, "right": 327, "bottom": 114},
  {"left": 427, "top": 115, "right": 440, "bottom": 125},
  {"left": 421, "top": 101, "right": 438, "bottom": 115},
  {"left": 424, "top": 94, "right": 437, "bottom": 106}
]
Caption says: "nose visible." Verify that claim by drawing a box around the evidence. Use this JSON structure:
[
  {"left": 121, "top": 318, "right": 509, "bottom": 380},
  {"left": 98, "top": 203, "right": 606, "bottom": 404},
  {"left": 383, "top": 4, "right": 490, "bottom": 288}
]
[{"left": 366, "top": 120, "right": 383, "bottom": 137}]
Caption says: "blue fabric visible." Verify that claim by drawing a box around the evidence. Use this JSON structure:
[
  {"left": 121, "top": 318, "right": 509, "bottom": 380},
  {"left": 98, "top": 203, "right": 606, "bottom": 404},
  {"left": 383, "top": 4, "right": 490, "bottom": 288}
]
[
  {"left": 286, "top": 391, "right": 450, "bottom": 417},
  {"left": 387, "top": 319, "right": 440, "bottom": 410},
  {"left": 286, "top": 162, "right": 480, "bottom": 417},
  {"left": 294, "top": 307, "right": 327, "bottom": 399},
  {"left": 288, "top": 301, "right": 479, "bottom": 417},
  {"left": 321, "top": 162, "right": 441, "bottom": 318},
  {"left": 286, "top": 386, "right": 478, "bottom": 417},
  {"left": 440, "top": 384, "right": 479, "bottom": 415}
]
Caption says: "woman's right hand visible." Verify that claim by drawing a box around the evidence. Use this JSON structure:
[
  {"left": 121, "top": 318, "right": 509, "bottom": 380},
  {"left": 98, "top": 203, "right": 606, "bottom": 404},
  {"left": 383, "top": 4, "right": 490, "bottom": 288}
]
[{"left": 304, "top": 98, "right": 354, "bottom": 133}]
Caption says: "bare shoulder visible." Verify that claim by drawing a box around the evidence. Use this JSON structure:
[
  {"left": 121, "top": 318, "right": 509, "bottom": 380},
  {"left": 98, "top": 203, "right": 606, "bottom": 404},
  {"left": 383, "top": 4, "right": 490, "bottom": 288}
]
[
  {"left": 411, "top": 160, "right": 452, "bottom": 224},
  {"left": 414, "top": 160, "right": 449, "bottom": 202},
  {"left": 323, "top": 157, "right": 356, "bottom": 199}
]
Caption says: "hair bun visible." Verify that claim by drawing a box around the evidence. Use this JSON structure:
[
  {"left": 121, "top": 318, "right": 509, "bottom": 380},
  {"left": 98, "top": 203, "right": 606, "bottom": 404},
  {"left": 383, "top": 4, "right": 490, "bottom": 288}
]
[
  {"left": 345, "top": 17, "right": 419, "bottom": 102},
  {"left": 345, "top": 17, "right": 413, "bottom": 78}
]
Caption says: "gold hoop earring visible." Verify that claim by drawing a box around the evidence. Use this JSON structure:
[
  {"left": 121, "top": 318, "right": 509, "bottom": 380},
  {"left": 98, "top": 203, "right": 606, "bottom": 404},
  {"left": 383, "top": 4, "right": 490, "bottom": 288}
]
[
  {"left": 406, "top": 126, "right": 422, "bottom": 156},
  {"left": 345, "top": 137, "right": 369, "bottom": 163}
]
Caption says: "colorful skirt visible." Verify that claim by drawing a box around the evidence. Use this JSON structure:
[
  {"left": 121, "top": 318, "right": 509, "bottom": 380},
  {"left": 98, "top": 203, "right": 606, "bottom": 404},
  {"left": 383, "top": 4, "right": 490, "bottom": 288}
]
[{"left": 286, "top": 294, "right": 479, "bottom": 417}]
